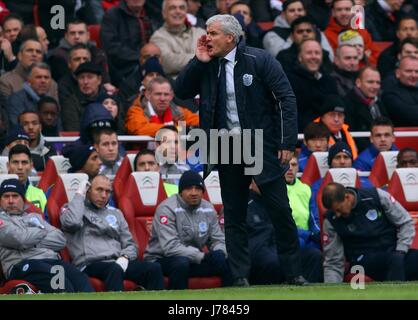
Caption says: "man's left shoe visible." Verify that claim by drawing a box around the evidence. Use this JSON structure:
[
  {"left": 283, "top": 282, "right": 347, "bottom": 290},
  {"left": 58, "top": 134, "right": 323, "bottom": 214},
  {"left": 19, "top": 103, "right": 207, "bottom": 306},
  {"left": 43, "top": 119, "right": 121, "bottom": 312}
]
[{"left": 285, "top": 275, "right": 309, "bottom": 286}]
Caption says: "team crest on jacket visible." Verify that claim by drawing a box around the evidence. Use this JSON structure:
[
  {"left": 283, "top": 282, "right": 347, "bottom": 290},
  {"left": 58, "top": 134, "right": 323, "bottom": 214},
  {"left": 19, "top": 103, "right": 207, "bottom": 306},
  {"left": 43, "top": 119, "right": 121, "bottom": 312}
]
[
  {"left": 106, "top": 214, "right": 118, "bottom": 229},
  {"left": 366, "top": 209, "right": 378, "bottom": 221},
  {"left": 160, "top": 216, "right": 168, "bottom": 224},
  {"left": 198, "top": 221, "right": 207, "bottom": 233},
  {"left": 243, "top": 74, "right": 253, "bottom": 86}
]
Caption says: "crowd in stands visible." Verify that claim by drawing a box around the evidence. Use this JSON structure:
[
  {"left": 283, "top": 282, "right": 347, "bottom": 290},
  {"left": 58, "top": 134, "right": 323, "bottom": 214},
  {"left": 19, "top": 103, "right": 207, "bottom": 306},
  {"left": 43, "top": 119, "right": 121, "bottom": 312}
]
[{"left": 0, "top": 0, "right": 417, "bottom": 293}]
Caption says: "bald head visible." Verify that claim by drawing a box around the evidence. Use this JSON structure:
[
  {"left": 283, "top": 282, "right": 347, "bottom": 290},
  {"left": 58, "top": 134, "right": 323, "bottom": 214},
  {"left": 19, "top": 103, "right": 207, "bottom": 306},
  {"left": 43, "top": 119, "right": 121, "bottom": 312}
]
[
  {"left": 140, "top": 43, "right": 162, "bottom": 65},
  {"left": 396, "top": 56, "right": 418, "bottom": 87}
]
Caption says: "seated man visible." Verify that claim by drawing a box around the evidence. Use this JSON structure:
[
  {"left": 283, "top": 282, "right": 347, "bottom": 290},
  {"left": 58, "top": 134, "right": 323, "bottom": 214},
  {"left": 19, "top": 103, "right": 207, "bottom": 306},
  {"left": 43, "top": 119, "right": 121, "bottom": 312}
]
[
  {"left": 0, "top": 178, "right": 94, "bottom": 293},
  {"left": 37, "top": 96, "right": 62, "bottom": 137},
  {"left": 62, "top": 142, "right": 102, "bottom": 179},
  {"left": 134, "top": 148, "right": 179, "bottom": 197},
  {"left": 322, "top": 182, "right": 418, "bottom": 282},
  {"left": 155, "top": 125, "right": 191, "bottom": 184},
  {"left": 144, "top": 171, "right": 232, "bottom": 289},
  {"left": 92, "top": 128, "right": 123, "bottom": 176},
  {"left": 7, "top": 145, "right": 47, "bottom": 214},
  {"left": 310, "top": 141, "right": 373, "bottom": 221},
  {"left": 354, "top": 117, "right": 398, "bottom": 171},
  {"left": 247, "top": 179, "right": 323, "bottom": 284},
  {"left": 18, "top": 110, "right": 57, "bottom": 172},
  {"left": 298, "top": 122, "right": 330, "bottom": 172},
  {"left": 1, "top": 126, "right": 30, "bottom": 156},
  {"left": 60, "top": 175, "right": 164, "bottom": 292},
  {"left": 316, "top": 95, "right": 358, "bottom": 158},
  {"left": 125, "top": 76, "right": 199, "bottom": 137},
  {"left": 286, "top": 155, "right": 320, "bottom": 249},
  {"left": 397, "top": 148, "right": 418, "bottom": 168}
]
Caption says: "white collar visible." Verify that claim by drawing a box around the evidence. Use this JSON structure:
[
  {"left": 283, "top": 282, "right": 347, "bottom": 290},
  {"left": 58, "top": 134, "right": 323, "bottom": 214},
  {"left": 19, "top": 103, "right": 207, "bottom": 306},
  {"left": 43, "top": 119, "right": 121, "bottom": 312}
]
[
  {"left": 147, "top": 101, "right": 157, "bottom": 117},
  {"left": 222, "top": 47, "right": 237, "bottom": 64}
]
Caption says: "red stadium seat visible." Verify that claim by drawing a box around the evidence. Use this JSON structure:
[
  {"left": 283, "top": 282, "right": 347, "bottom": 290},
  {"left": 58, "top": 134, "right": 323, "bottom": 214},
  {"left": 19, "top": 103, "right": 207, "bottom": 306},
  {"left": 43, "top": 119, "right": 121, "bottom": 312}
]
[
  {"left": 373, "top": 41, "right": 393, "bottom": 55},
  {"left": 118, "top": 172, "right": 222, "bottom": 289},
  {"left": 300, "top": 152, "right": 329, "bottom": 186},
  {"left": 368, "top": 151, "right": 398, "bottom": 188},
  {"left": 387, "top": 168, "right": 418, "bottom": 249},
  {"left": 59, "top": 131, "right": 80, "bottom": 137},
  {"left": 257, "top": 21, "right": 274, "bottom": 31},
  {"left": 203, "top": 171, "right": 223, "bottom": 215},
  {"left": 112, "top": 154, "right": 136, "bottom": 206},
  {"left": 88, "top": 24, "right": 102, "bottom": 49},
  {"left": 394, "top": 127, "right": 418, "bottom": 151},
  {"left": 38, "top": 156, "right": 71, "bottom": 193}
]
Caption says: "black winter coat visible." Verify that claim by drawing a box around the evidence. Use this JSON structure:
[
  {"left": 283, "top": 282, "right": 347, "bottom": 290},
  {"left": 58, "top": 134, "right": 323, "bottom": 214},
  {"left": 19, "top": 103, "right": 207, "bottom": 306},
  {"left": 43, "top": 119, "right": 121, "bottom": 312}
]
[
  {"left": 175, "top": 40, "right": 298, "bottom": 185},
  {"left": 365, "top": 1, "right": 400, "bottom": 41}
]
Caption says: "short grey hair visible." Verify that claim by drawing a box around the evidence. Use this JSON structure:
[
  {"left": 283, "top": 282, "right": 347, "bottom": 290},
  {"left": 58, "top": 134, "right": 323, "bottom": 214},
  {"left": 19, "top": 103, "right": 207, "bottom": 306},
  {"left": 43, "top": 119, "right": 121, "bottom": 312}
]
[
  {"left": 28, "top": 62, "right": 51, "bottom": 77},
  {"left": 162, "top": 0, "right": 187, "bottom": 12},
  {"left": 206, "top": 14, "right": 243, "bottom": 44}
]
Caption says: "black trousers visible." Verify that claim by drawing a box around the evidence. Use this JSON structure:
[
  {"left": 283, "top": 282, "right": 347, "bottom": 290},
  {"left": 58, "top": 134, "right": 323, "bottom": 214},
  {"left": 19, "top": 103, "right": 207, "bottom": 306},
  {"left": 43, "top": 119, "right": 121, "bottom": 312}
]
[
  {"left": 10, "top": 259, "right": 94, "bottom": 293},
  {"left": 84, "top": 260, "right": 164, "bottom": 291},
  {"left": 158, "top": 250, "right": 233, "bottom": 290},
  {"left": 218, "top": 163, "right": 302, "bottom": 280},
  {"left": 349, "top": 249, "right": 418, "bottom": 281},
  {"left": 250, "top": 247, "right": 324, "bottom": 284}
]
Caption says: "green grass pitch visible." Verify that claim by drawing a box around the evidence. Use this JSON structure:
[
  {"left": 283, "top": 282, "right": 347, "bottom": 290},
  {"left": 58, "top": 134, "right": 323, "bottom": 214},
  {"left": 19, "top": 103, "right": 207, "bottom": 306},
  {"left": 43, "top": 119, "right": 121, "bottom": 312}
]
[{"left": 1, "top": 282, "right": 418, "bottom": 300}]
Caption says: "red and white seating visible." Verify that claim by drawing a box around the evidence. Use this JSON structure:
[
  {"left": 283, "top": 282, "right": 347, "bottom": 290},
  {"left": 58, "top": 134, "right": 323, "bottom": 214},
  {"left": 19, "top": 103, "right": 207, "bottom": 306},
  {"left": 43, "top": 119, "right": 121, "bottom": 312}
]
[
  {"left": 38, "top": 156, "right": 71, "bottom": 192},
  {"left": 368, "top": 151, "right": 398, "bottom": 188},
  {"left": 300, "top": 152, "right": 329, "bottom": 186}
]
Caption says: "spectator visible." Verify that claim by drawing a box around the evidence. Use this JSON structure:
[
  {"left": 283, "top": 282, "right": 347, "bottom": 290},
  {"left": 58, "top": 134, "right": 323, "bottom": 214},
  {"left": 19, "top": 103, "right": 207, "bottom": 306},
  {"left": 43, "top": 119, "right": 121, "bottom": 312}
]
[
  {"left": 134, "top": 148, "right": 179, "bottom": 196},
  {"left": 337, "top": 30, "right": 369, "bottom": 69},
  {"left": 378, "top": 16, "right": 418, "bottom": 79},
  {"left": 18, "top": 110, "right": 57, "bottom": 172},
  {"left": 330, "top": 44, "right": 359, "bottom": 96},
  {"left": 144, "top": 170, "right": 233, "bottom": 289},
  {"left": 48, "top": 19, "right": 112, "bottom": 90},
  {"left": 150, "top": 0, "right": 206, "bottom": 79},
  {"left": 58, "top": 44, "right": 92, "bottom": 112},
  {"left": 230, "top": 1, "right": 264, "bottom": 48},
  {"left": 277, "top": 16, "right": 334, "bottom": 73},
  {"left": 92, "top": 128, "right": 123, "bottom": 176},
  {"left": 324, "top": 0, "right": 379, "bottom": 65},
  {"left": 298, "top": 122, "right": 330, "bottom": 172},
  {"left": 354, "top": 117, "right": 398, "bottom": 171},
  {"left": 0, "top": 178, "right": 94, "bottom": 293},
  {"left": 36, "top": 26, "right": 49, "bottom": 55},
  {"left": 397, "top": 148, "right": 418, "bottom": 168},
  {"left": 62, "top": 143, "right": 102, "bottom": 179},
  {"left": 61, "top": 62, "right": 105, "bottom": 131},
  {"left": 216, "top": 0, "right": 238, "bottom": 14},
  {"left": 60, "top": 175, "right": 165, "bottom": 292},
  {"left": 263, "top": 0, "right": 306, "bottom": 57},
  {"left": 309, "top": 141, "right": 372, "bottom": 223},
  {"left": 365, "top": 0, "right": 405, "bottom": 42},
  {"left": 7, "top": 145, "right": 47, "bottom": 213},
  {"left": 316, "top": 94, "right": 358, "bottom": 158},
  {"left": 186, "top": 0, "right": 205, "bottom": 28},
  {"left": 322, "top": 182, "right": 418, "bottom": 283},
  {"left": 125, "top": 76, "right": 199, "bottom": 137},
  {"left": 287, "top": 39, "right": 338, "bottom": 131},
  {"left": 6, "top": 62, "right": 54, "bottom": 128},
  {"left": 117, "top": 43, "right": 163, "bottom": 111},
  {"left": 247, "top": 179, "right": 323, "bottom": 284},
  {"left": 382, "top": 56, "right": 418, "bottom": 126},
  {"left": 101, "top": 0, "right": 162, "bottom": 85},
  {"left": 0, "top": 13, "right": 23, "bottom": 74},
  {"left": 0, "top": 39, "right": 58, "bottom": 107},
  {"left": 155, "top": 125, "right": 190, "bottom": 184},
  {"left": 1, "top": 126, "right": 29, "bottom": 156},
  {"left": 97, "top": 92, "right": 125, "bottom": 135},
  {"left": 345, "top": 67, "right": 388, "bottom": 150},
  {"left": 37, "top": 96, "right": 61, "bottom": 137}
]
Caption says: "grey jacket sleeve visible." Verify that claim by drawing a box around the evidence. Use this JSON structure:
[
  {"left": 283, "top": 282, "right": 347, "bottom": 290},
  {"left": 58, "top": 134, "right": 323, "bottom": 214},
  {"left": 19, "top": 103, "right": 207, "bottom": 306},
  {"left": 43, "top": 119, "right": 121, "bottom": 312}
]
[
  {"left": 117, "top": 211, "right": 138, "bottom": 260},
  {"left": 323, "top": 218, "right": 345, "bottom": 283},
  {"left": 154, "top": 205, "right": 205, "bottom": 264},
  {"left": 60, "top": 194, "right": 86, "bottom": 233},
  {"left": 377, "top": 189, "right": 415, "bottom": 253},
  {"left": 34, "top": 215, "right": 67, "bottom": 251},
  {"left": 207, "top": 211, "right": 227, "bottom": 256},
  {"left": 262, "top": 31, "right": 286, "bottom": 57},
  {"left": 0, "top": 215, "right": 47, "bottom": 250}
]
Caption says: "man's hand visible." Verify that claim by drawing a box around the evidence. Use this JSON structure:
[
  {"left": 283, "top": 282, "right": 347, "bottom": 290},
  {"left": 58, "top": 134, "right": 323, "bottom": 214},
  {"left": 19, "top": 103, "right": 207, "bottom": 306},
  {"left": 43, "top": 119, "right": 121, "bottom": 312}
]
[
  {"left": 196, "top": 35, "right": 212, "bottom": 63},
  {"left": 278, "top": 150, "right": 293, "bottom": 165},
  {"left": 0, "top": 39, "right": 14, "bottom": 61},
  {"left": 103, "top": 83, "right": 117, "bottom": 95},
  {"left": 115, "top": 256, "right": 129, "bottom": 272},
  {"left": 76, "top": 180, "right": 91, "bottom": 197}
]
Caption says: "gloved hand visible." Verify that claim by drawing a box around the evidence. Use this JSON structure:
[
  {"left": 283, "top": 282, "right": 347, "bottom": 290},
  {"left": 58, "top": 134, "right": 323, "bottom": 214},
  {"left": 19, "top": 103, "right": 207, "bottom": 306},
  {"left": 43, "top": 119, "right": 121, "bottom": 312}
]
[
  {"left": 115, "top": 256, "right": 129, "bottom": 272},
  {"left": 76, "top": 180, "right": 91, "bottom": 197}
]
